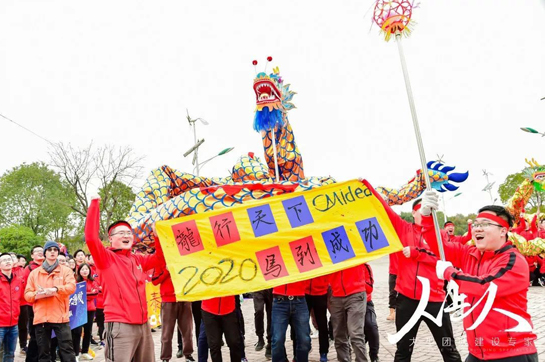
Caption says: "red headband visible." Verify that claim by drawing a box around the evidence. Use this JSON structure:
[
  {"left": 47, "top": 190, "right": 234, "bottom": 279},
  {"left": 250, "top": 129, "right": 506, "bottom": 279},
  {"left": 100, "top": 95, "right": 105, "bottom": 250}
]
[
  {"left": 413, "top": 203, "right": 421, "bottom": 212},
  {"left": 108, "top": 221, "right": 133, "bottom": 236},
  {"left": 476, "top": 213, "right": 509, "bottom": 229}
]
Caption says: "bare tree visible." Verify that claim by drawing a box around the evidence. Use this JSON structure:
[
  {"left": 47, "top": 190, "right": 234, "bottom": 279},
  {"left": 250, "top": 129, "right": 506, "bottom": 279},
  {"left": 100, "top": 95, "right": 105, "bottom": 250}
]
[{"left": 49, "top": 142, "right": 144, "bottom": 237}]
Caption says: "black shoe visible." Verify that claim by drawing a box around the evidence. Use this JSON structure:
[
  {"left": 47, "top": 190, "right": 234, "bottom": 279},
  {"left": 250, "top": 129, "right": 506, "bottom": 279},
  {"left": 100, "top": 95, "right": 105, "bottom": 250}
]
[
  {"left": 90, "top": 339, "right": 98, "bottom": 345},
  {"left": 255, "top": 338, "right": 265, "bottom": 351},
  {"left": 265, "top": 344, "right": 271, "bottom": 360},
  {"left": 176, "top": 349, "right": 183, "bottom": 358},
  {"left": 185, "top": 355, "right": 195, "bottom": 362}
]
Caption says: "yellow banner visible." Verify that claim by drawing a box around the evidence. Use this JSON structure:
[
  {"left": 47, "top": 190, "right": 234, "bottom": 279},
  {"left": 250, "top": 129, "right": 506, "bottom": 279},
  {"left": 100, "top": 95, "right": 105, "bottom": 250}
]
[
  {"left": 156, "top": 179, "right": 402, "bottom": 301},
  {"left": 146, "top": 282, "right": 162, "bottom": 327}
]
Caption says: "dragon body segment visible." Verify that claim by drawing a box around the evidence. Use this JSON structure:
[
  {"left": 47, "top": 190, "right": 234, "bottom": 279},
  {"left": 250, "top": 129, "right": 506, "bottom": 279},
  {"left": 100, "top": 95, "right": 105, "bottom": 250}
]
[{"left": 127, "top": 63, "right": 468, "bottom": 249}]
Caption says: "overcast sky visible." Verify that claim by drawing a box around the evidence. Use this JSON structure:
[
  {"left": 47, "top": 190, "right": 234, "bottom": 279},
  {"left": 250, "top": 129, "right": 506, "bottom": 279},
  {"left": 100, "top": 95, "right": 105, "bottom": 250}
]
[{"left": 1, "top": 0, "right": 544, "bottom": 216}]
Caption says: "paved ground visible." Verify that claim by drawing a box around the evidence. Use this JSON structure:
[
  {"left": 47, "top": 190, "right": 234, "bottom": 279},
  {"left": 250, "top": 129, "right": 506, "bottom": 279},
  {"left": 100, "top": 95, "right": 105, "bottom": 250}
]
[{"left": 14, "top": 256, "right": 544, "bottom": 361}]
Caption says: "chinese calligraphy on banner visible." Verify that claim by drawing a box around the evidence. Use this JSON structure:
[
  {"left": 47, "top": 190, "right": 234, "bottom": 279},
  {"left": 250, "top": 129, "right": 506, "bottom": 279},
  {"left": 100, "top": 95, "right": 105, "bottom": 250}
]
[
  {"left": 53, "top": 282, "right": 87, "bottom": 337},
  {"left": 146, "top": 282, "right": 162, "bottom": 327},
  {"left": 156, "top": 179, "right": 403, "bottom": 301}
]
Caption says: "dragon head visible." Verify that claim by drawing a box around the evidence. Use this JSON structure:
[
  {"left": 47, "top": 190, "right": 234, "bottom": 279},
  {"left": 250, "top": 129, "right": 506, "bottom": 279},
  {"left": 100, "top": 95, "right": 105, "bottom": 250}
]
[
  {"left": 523, "top": 158, "right": 545, "bottom": 192},
  {"left": 426, "top": 161, "right": 469, "bottom": 192},
  {"left": 253, "top": 64, "right": 296, "bottom": 133}
]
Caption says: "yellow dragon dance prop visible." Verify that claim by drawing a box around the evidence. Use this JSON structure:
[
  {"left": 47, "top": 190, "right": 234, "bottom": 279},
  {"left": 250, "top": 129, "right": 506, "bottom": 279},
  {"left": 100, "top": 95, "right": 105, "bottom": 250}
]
[{"left": 127, "top": 62, "right": 468, "bottom": 250}]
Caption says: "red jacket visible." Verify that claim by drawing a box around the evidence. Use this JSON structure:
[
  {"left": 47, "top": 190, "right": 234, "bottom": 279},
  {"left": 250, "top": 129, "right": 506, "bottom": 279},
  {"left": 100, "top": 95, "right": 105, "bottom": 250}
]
[
  {"left": 20, "top": 261, "right": 41, "bottom": 307},
  {"left": 445, "top": 225, "right": 472, "bottom": 244},
  {"left": 85, "top": 279, "right": 99, "bottom": 312},
  {"left": 151, "top": 267, "right": 176, "bottom": 303},
  {"left": 369, "top": 182, "right": 445, "bottom": 302},
  {"left": 94, "top": 273, "right": 104, "bottom": 309},
  {"left": 201, "top": 296, "right": 235, "bottom": 315},
  {"left": 389, "top": 253, "right": 399, "bottom": 275},
  {"left": 511, "top": 215, "right": 536, "bottom": 241},
  {"left": 329, "top": 264, "right": 367, "bottom": 297},
  {"left": 306, "top": 275, "right": 329, "bottom": 296},
  {"left": 363, "top": 264, "right": 374, "bottom": 302},
  {"left": 85, "top": 199, "right": 161, "bottom": 325},
  {"left": 423, "top": 216, "right": 537, "bottom": 360},
  {"left": 0, "top": 271, "right": 24, "bottom": 327},
  {"left": 524, "top": 255, "right": 544, "bottom": 273},
  {"left": 273, "top": 280, "right": 309, "bottom": 297}
]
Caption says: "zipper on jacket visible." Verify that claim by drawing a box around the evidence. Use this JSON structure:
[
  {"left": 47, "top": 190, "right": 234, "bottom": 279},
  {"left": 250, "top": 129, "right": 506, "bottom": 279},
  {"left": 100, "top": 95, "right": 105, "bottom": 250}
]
[
  {"left": 414, "top": 233, "right": 423, "bottom": 299},
  {"left": 473, "top": 253, "right": 484, "bottom": 358},
  {"left": 218, "top": 298, "right": 222, "bottom": 314},
  {"left": 9, "top": 278, "right": 13, "bottom": 326},
  {"left": 131, "top": 259, "right": 145, "bottom": 324}
]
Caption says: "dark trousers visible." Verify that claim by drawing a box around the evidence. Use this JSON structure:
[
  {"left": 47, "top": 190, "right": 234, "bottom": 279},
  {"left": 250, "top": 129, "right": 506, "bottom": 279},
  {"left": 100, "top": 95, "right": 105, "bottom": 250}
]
[
  {"left": 364, "top": 301, "right": 379, "bottom": 361},
  {"left": 305, "top": 294, "right": 329, "bottom": 354},
  {"left": 394, "top": 294, "right": 461, "bottom": 362},
  {"left": 529, "top": 269, "right": 543, "bottom": 286},
  {"left": 81, "top": 311, "right": 95, "bottom": 354},
  {"left": 19, "top": 305, "right": 29, "bottom": 349},
  {"left": 388, "top": 274, "right": 398, "bottom": 309},
  {"left": 35, "top": 323, "right": 76, "bottom": 362},
  {"left": 465, "top": 353, "right": 538, "bottom": 362},
  {"left": 198, "top": 320, "right": 207, "bottom": 362},
  {"left": 25, "top": 307, "right": 39, "bottom": 362},
  {"left": 192, "top": 301, "right": 202, "bottom": 345},
  {"left": 253, "top": 289, "right": 272, "bottom": 343},
  {"left": 71, "top": 327, "right": 82, "bottom": 356},
  {"left": 178, "top": 329, "right": 183, "bottom": 350},
  {"left": 95, "top": 308, "right": 105, "bottom": 341},
  {"left": 201, "top": 310, "right": 241, "bottom": 362}
]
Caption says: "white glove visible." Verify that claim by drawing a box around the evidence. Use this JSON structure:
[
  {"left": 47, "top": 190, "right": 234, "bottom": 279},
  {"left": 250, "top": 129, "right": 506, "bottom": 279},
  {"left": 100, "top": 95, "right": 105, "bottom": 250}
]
[
  {"left": 436, "top": 260, "right": 453, "bottom": 280},
  {"left": 420, "top": 189, "right": 439, "bottom": 216}
]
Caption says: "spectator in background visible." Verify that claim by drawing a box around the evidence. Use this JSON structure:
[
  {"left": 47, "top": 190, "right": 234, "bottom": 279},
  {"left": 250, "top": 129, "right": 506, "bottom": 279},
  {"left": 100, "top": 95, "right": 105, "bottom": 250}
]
[
  {"left": 24, "top": 241, "right": 76, "bottom": 362},
  {"left": 22, "top": 245, "right": 45, "bottom": 361},
  {"left": 67, "top": 257, "right": 76, "bottom": 273},
  {"left": 77, "top": 263, "right": 99, "bottom": 361},
  {"left": 0, "top": 252, "right": 24, "bottom": 362},
  {"left": 73, "top": 250, "right": 86, "bottom": 270},
  {"left": 17, "top": 255, "right": 27, "bottom": 268}
]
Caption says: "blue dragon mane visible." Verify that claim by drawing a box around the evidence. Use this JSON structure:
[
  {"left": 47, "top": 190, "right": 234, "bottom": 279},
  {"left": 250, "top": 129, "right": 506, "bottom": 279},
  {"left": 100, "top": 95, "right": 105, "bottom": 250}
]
[{"left": 253, "top": 107, "right": 284, "bottom": 133}]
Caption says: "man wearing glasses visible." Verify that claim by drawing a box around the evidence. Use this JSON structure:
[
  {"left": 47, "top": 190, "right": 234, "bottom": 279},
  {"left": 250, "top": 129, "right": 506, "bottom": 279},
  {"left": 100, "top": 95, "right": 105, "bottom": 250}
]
[
  {"left": 85, "top": 196, "right": 162, "bottom": 362},
  {"left": 421, "top": 192, "right": 538, "bottom": 362},
  {"left": 0, "top": 252, "right": 24, "bottom": 362}
]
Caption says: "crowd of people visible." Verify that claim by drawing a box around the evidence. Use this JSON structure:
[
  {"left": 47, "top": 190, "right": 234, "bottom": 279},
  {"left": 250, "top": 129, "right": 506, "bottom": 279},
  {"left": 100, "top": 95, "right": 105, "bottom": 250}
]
[{"left": 0, "top": 191, "right": 542, "bottom": 362}]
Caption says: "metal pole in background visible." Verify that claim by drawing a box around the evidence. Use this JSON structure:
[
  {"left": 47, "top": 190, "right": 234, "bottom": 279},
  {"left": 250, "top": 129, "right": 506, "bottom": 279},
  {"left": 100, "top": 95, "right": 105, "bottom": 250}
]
[
  {"left": 193, "top": 121, "right": 200, "bottom": 177},
  {"left": 395, "top": 33, "right": 446, "bottom": 261}
]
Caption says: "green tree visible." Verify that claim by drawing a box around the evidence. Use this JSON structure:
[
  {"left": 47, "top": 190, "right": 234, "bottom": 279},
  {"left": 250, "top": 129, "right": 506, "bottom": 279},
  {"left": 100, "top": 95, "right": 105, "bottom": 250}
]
[
  {"left": 0, "top": 162, "right": 77, "bottom": 240},
  {"left": 0, "top": 225, "right": 44, "bottom": 257},
  {"left": 498, "top": 171, "right": 544, "bottom": 212},
  {"left": 49, "top": 142, "right": 143, "bottom": 237},
  {"left": 98, "top": 180, "right": 136, "bottom": 237}
]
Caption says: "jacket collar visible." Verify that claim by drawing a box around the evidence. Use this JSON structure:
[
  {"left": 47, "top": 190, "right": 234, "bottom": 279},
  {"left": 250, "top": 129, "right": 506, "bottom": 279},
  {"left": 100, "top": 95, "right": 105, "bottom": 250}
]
[
  {"left": 107, "top": 247, "right": 132, "bottom": 256},
  {"left": 469, "top": 241, "right": 514, "bottom": 259}
]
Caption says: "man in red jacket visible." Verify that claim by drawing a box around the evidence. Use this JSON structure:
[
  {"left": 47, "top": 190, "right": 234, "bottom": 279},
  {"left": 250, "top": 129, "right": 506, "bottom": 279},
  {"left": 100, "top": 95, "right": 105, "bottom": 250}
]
[
  {"left": 371, "top": 188, "right": 461, "bottom": 362},
  {"left": 329, "top": 264, "right": 369, "bottom": 362},
  {"left": 0, "top": 252, "right": 24, "bottom": 362},
  {"left": 85, "top": 196, "right": 161, "bottom": 362},
  {"left": 423, "top": 195, "right": 538, "bottom": 361},
  {"left": 22, "top": 245, "right": 44, "bottom": 362},
  {"left": 443, "top": 220, "right": 472, "bottom": 244}
]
